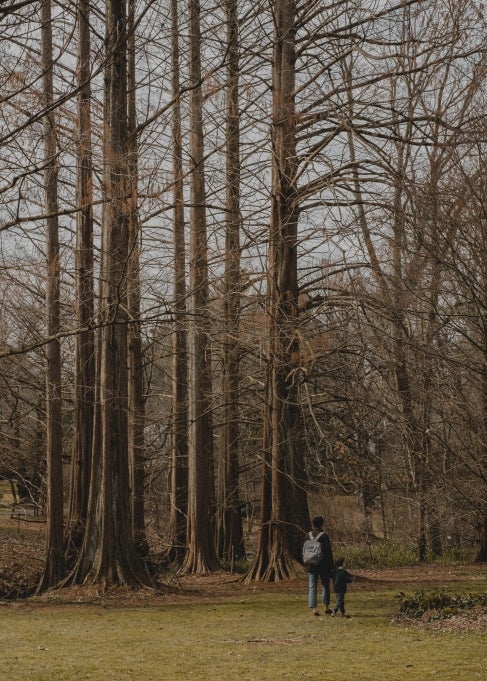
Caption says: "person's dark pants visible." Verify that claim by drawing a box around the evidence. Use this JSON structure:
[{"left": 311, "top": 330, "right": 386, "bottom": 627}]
[{"left": 332, "top": 590, "right": 346, "bottom": 616}]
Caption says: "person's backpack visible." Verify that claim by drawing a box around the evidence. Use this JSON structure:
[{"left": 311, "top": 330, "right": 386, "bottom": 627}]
[{"left": 302, "top": 531, "right": 324, "bottom": 566}]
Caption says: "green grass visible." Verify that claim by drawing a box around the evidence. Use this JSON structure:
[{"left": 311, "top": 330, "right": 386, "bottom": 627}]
[{"left": 1, "top": 581, "right": 487, "bottom": 681}]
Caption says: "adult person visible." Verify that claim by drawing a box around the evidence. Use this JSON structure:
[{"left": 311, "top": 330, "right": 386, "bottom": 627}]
[{"left": 305, "top": 515, "right": 334, "bottom": 616}]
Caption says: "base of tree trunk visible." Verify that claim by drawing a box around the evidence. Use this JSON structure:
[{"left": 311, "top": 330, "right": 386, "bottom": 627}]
[
  {"left": 58, "top": 555, "right": 156, "bottom": 592},
  {"left": 244, "top": 554, "right": 296, "bottom": 583},
  {"left": 181, "top": 551, "right": 221, "bottom": 575}
]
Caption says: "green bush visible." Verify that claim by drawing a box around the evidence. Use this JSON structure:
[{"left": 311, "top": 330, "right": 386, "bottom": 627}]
[{"left": 398, "top": 589, "right": 487, "bottom": 620}]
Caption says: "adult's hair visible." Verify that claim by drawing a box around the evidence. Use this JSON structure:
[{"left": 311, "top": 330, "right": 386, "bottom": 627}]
[{"left": 312, "top": 515, "right": 324, "bottom": 529}]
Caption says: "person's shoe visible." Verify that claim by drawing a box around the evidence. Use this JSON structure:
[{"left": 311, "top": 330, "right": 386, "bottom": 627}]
[
  {"left": 313, "top": 610, "right": 321, "bottom": 616},
  {"left": 331, "top": 612, "right": 336, "bottom": 617},
  {"left": 325, "top": 609, "right": 333, "bottom": 615}
]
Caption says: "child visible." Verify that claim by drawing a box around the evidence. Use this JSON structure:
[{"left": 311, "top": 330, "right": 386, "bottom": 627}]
[{"left": 331, "top": 556, "right": 353, "bottom": 617}]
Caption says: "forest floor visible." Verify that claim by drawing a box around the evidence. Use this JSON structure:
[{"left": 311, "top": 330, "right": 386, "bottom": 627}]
[{"left": 2, "top": 513, "right": 487, "bottom": 634}]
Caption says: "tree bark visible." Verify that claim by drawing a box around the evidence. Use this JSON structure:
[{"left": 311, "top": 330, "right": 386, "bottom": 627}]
[
  {"left": 475, "top": 329, "right": 487, "bottom": 561},
  {"left": 38, "top": 0, "right": 65, "bottom": 591},
  {"left": 476, "top": 517, "right": 487, "bottom": 562},
  {"left": 66, "top": 0, "right": 95, "bottom": 567},
  {"left": 68, "top": 0, "right": 150, "bottom": 588},
  {"left": 248, "top": 0, "right": 309, "bottom": 582},
  {"left": 127, "top": 0, "right": 148, "bottom": 557},
  {"left": 244, "top": 372, "right": 272, "bottom": 582},
  {"left": 183, "top": 0, "right": 219, "bottom": 574},
  {"left": 168, "top": 0, "right": 189, "bottom": 565},
  {"left": 217, "top": 0, "right": 245, "bottom": 564}
]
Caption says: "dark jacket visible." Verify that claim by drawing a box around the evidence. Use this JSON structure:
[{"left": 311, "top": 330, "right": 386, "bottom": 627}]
[
  {"left": 307, "top": 530, "right": 334, "bottom": 576},
  {"left": 332, "top": 567, "right": 353, "bottom": 593}
]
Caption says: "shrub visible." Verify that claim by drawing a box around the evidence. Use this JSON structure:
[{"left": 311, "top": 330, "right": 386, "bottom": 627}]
[{"left": 397, "top": 589, "right": 487, "bottom": 620}]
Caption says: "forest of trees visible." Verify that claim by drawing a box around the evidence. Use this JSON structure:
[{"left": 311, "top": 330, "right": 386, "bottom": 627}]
[{"left": 1, "top": 0, "right": 487, "bottom": 591}]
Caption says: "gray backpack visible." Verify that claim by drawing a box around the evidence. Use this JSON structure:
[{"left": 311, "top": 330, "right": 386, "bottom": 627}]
[{"left": 302, "top": 531, "right": 324, "bottom": 566}]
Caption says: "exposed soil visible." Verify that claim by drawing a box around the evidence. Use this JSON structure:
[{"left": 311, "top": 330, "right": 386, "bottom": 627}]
[{"left": 2, "top": 514, "right": 487, "bottom": 633}]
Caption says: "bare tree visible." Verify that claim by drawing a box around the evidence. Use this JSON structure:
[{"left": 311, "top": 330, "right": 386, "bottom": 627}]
[
  {"left": 216, "top": 0, "right": 245, "bottom": 564},
  {"left": 37, "top": 0, "right": 65, "bottom": 591},
  {"left": 168, "top": 0, "right": 189, "bottom": 564},
  {"left": 127, "top": 0, "right": 148, "bottom": 557},
  {"left": 66, "top": 0, "right": 95, "bottom": 565},
  {"left": 183, "top": 0, "right": 220, "bottom": 574},
  {"left": 336, "top": 0, "right": 487, "bottom": 559},
  {"left": 247, "top": 0, "right": 309, "bottom": 581},
  {"left": 70, "top": 0, "right": 150, "bottom": 587}
]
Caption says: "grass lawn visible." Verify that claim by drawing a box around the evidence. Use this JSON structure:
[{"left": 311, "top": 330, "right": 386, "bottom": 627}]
[{"left": 1, "top": 574, "right": 487, "bottom": 681}]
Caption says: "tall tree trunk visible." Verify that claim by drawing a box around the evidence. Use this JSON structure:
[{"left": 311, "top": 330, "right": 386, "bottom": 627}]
[
  {"left": 168, "top": 0, "right": 188, "bottom": 564},
  {"left": 244, "top": 372, "right": 272, "bottom": 582},
  {"left": 127, "top": 0, "right": 148, "bottom": 557},
  {"left": 183, "top": 0, "right": 219, "bottom": 574},
  {"left": 66, "top": 0, "right": 95, "bottom": 567},
  {"left": 475, "top": 316, "right": 487, "bottom": 561},
  {"left": 69, "top": 0, "right": 150, "bottom": 588},
  {"left": 217, "top": 0, "right": 245, "bottom": 564},
  {"left": 38, "top": 0, "right": 65, "bottom": 591},
  {"left": 248, "top": 0, "right": 309, "bottom": 582}
]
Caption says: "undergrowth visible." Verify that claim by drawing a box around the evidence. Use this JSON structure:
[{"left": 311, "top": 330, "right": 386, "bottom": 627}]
[
  {"left": 220, "top": 543, "right": 476, "bottom": 575},
  {"left": 397, "top": 589, "right": 487, "bottom": 620},
  {"left": 339, "top": 542, "right": 475, "bottom": 569}
]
